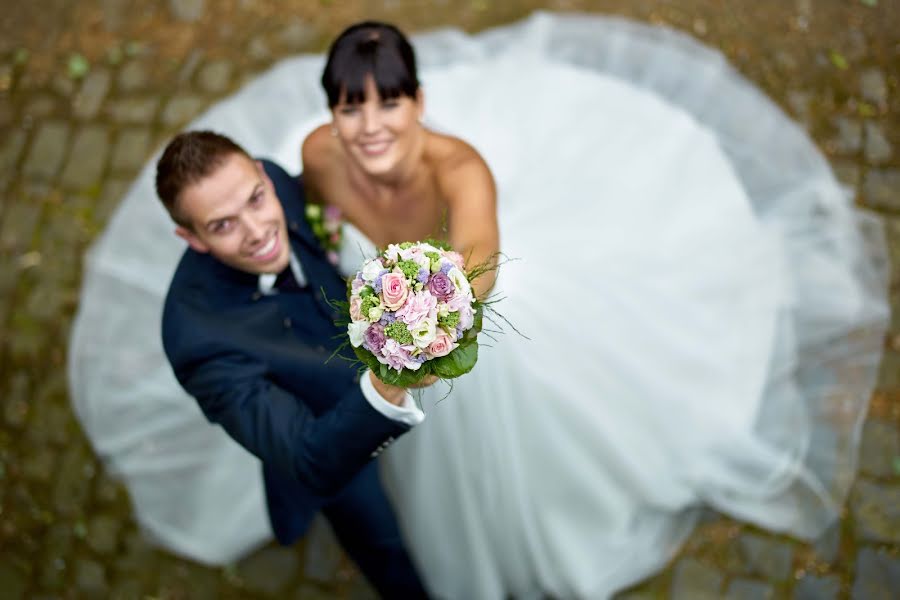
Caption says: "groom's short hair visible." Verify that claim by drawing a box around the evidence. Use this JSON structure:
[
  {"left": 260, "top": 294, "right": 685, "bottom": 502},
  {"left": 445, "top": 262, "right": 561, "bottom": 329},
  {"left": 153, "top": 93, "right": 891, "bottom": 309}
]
[{"left": 155, "top": 130, "right": 250, "bottom": 227}]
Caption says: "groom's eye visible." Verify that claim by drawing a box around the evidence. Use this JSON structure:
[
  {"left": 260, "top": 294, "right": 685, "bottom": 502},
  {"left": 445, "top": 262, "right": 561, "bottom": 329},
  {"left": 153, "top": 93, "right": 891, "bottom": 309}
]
[
  {"left": 209, "top": 219, "right": 234, "bottom": 234},
  {"left": 339, "top": 106, "right": 359, "bottom": 115}
]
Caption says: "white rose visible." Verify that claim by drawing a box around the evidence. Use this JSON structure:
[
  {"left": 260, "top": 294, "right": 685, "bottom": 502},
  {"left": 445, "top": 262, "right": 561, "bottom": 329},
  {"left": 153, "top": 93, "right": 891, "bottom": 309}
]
[
  {"left": 410, "top": 316, "right": 438, "bottom": 349},
  {"left": 361, "top": 259, "right": 385, "bottom": 282},
  {"left": 384, "top": 244, "right": 403, "bottom": 262},
  {"left": 446, "top": 266, "right": 472, "bottom": 298},
  {"left": 367, "top": 304, "right": 384, "bottom": 322},
  {"left": 348, "top": 321, "right": 369, "bottom": 348}
]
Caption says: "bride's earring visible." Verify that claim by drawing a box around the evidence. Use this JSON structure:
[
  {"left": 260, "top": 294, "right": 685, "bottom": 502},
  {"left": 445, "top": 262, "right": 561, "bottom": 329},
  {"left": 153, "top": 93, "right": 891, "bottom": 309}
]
[{"left": 330, "top": 124, "right": 338, "bottom": 137}]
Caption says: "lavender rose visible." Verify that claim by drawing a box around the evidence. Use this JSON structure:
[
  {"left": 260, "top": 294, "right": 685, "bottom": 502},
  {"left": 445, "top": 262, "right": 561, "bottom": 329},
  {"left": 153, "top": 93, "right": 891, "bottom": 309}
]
[
  {"left": 364, "top": 322, "right": 386, "bottom": 353},
  {"left": 427, "top": 272, "right": 455, "bottom": 301}
]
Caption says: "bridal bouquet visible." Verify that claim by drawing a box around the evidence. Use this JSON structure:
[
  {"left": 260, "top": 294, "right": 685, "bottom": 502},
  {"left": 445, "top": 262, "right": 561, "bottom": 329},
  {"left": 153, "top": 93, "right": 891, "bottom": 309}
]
[{"left": 346, "top": 240, "right": 481, "bottom": 386}]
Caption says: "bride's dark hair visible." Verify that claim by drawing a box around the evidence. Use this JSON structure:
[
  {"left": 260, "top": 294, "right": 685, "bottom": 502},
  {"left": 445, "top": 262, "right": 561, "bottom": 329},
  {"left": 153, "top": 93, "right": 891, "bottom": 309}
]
[{"left": 321, "top": 21, "right": 419, "bottom": 108}]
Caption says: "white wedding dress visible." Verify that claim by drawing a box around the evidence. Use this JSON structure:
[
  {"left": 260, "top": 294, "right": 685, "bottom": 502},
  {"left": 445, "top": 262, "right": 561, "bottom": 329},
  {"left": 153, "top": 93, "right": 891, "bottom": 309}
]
[{"left": 69, "top": 12, "right": 889, "bottom": 599}]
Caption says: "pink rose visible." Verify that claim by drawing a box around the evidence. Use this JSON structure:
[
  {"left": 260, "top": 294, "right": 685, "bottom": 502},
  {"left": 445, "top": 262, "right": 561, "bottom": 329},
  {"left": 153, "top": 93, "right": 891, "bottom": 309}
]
[
  {"left": 397, "top": 290, "right": 438, "bottom": 327},
  {"left": 380, "top": 271, "right": 409, "bottom": 310},
  {"left": 349, "top": 296, "right": 364, "bottom": 321},
  {"left": 426, "top": 332, "right": 459, "bottom": 358}
]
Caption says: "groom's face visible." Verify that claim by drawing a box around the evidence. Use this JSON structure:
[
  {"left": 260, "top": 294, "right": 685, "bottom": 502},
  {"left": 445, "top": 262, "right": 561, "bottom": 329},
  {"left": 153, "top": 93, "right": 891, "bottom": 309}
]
[{"left": 174, "top": 153, "right": 291, "bottom": 275}]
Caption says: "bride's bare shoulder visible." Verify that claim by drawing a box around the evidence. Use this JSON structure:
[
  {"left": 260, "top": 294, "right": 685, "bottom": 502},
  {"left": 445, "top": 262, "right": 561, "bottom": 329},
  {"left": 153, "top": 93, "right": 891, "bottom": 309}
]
[
  {"left": 428, "top": 131, "right": 494, "bottom": 191},
  {"left": 429, "top": 131, "right": 489, "bottom": 173},
  {"left": 301, "top": 125, "right": 340, "bottom": 174}
]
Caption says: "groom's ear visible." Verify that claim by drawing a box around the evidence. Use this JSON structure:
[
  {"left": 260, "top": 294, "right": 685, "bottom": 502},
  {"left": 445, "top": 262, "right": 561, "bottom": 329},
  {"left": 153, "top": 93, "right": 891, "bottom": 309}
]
[
  {"left": 175, "top": 226, "right": 210, "bottom": 254},
  {"left": 416, "top": 88, "right": 425, "bottom": 119},
  {"left": 256, "top": 160, "right": 276, "bottom": 192}
]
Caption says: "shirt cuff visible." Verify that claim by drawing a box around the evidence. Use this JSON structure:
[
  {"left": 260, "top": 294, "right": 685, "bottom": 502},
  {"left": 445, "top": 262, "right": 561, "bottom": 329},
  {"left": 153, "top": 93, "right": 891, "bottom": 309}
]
[{"left": 359, "top": 370, "right": 426, "bottom": 427}]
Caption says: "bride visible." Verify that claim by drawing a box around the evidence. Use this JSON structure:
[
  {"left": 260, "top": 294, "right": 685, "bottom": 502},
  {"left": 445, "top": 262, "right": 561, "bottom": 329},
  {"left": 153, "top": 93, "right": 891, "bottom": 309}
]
[{"left": 69, "top": 12, "right": 889, "bottom": 599}]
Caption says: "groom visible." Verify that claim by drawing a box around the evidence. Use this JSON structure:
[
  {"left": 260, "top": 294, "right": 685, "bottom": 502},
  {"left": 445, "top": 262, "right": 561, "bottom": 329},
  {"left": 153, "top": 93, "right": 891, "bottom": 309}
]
[{"left": 156, "top": 130, "right": 427, "bottom": 598}]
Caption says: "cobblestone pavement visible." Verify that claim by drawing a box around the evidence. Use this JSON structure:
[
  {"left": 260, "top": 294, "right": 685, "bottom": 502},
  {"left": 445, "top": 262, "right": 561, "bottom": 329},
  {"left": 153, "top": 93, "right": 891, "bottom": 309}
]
[{"left": 1, "top": 1, "right": 898, "bottom": 598}]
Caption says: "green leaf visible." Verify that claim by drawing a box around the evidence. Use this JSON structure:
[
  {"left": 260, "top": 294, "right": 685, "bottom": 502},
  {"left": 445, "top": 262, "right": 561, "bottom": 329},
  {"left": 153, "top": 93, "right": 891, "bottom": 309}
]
[
  {"left": 828, "top": 50, "right": 848, "bottom": 70},
  {"left": 358, "top": 347, "right": 431, "bottom": 387},
  {"left": 860, "top": 0, "right": 877, "bottom": 7},
  {"left": 423, "top": 237, "right": 452, "bottom": 251},
  {"left": 432, "top": 342, "right": 478, "bottom": 379},
  {"left": 355, "top": 345, "right": 383, "bottom": 372},
  {"left": 892, "top": 456, "right": 900, "bottom": 476}
]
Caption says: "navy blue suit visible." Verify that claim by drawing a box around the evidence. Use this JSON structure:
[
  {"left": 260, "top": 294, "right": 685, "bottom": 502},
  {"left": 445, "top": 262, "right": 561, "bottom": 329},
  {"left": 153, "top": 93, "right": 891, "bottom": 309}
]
[{"left": 162, "top": 160, "right": 426, "bottom": 598}]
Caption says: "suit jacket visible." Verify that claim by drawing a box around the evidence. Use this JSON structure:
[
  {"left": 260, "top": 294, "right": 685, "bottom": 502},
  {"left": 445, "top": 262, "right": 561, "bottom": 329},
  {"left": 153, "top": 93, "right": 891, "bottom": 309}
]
[{"left": 162, "top": 160, "right": 409, "bottom": 544}]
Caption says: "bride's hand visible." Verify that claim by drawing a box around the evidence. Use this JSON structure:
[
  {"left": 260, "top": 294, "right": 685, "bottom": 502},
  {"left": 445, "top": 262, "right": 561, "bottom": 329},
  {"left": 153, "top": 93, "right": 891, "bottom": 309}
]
[
  {"left": 369, "top": 372, "right": 437, "bottom": 405},
  {"left": 409, "top": 374, "right": 439, "bottom": 388}
]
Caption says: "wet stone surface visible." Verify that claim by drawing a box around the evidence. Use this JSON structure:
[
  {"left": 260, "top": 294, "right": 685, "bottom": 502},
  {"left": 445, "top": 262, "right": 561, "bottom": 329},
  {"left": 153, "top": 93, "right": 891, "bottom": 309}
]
[
  {"left": 850, "top": 479, "right": 900, "bottom": 544},
  {"left": 866, "top": 122, "right": 894, "bottom": 165},
  {"left": 859, "top": 419, "right": 900, "bottom": 478},
  {"left": 110, "top": 127, "right": 153, "bottom": 172},
  {"left": 0, "top": 1, "right": 897, "bottom": 598},
  {"left": 671, "top": 558, "right": 724, "bottom": 599},
  {"left": 863, "top": 168, "right": 900, "bottom": 212},
  {"left": 160, "top": 93, "right": 206, "bottom": 127},
  {"left": 736, "top": 533, "right": 795, "bottom": 582},
  {"left": 60, "top": 125, "right": 110, "bottom": 190},
  {"left": 851, "top": 546, "right": 900, "bottom": 600},
  {"left": 237, "top": 546, "right": 301, "bottom": 595},
  {"left": 723, "top": 578, "right": 774, "bottom": 600},
  {"left": 73, "top": 69, "right": 112, "bottom": 120},
  {"left": 105, "top": 96, "right": 160, "bottom": 124},
  {"left": 22, "top": 121, "right": 70, "bottom": 180},
  {"left": 793, "top": 574, "right": 841, "bottom": 600},
  {"left": 197, "top": 59, "right": 233, "bottom": 94}
]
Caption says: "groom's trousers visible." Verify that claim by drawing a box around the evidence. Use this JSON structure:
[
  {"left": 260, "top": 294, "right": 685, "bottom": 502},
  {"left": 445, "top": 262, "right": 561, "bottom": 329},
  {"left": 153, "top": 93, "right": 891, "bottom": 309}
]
[{"left": 319, "top": 461, "right": 428, "bottom": 599}]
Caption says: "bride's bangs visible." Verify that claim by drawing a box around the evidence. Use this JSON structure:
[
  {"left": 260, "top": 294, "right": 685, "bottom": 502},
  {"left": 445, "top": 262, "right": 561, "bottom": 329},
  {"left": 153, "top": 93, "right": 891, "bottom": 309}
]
[
  {"left": 323, "top": 22, "right": 418, "bottom": 107},
  {"left": 328, "top": 48, "right": 417, "bottom": 106}
]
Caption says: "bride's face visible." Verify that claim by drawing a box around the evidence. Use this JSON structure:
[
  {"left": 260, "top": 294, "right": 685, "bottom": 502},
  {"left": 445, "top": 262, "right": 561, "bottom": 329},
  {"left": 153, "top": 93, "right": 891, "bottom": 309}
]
[{"left": 332, "top": 75, "right": 423, "bottom": 177}]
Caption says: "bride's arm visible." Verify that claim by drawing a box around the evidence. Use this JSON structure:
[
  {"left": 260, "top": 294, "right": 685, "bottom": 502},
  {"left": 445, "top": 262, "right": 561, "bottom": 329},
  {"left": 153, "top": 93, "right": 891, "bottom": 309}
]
[
  {"left": 300, "top": 126, "right": 333, "bottom": 204},
  {"left": 439, "top": 150, "right": 499, "bottom": 300}
]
